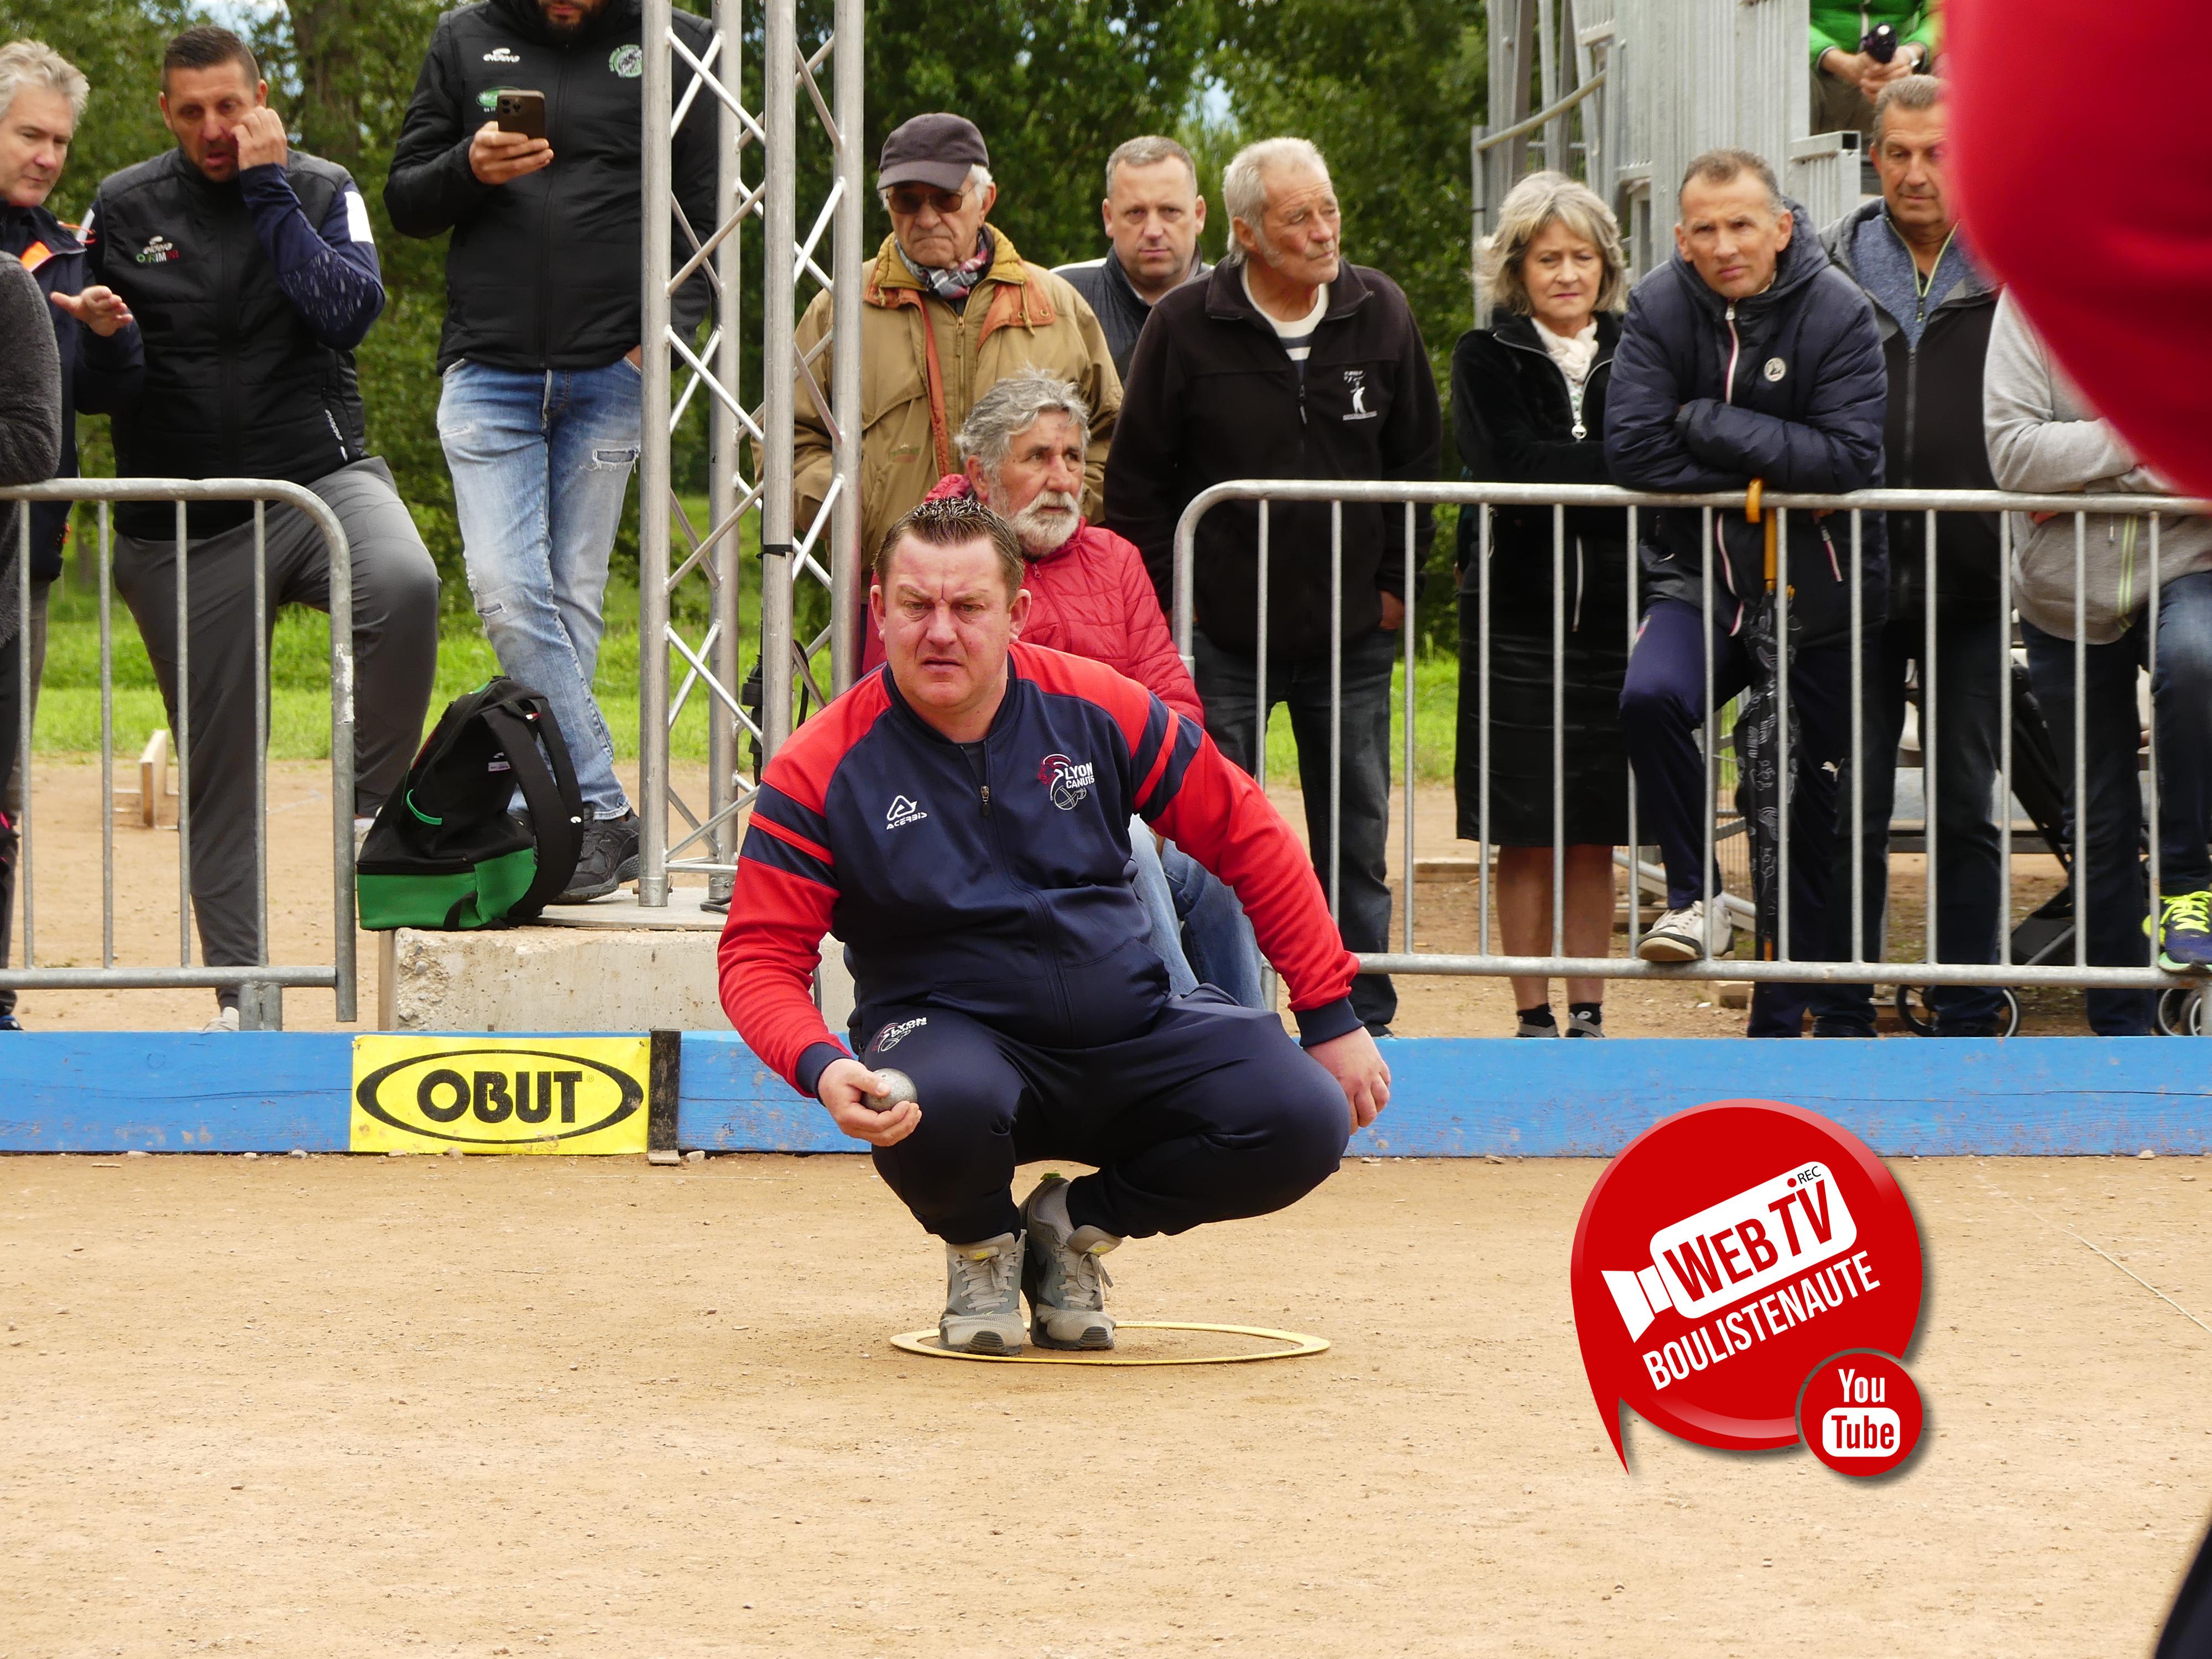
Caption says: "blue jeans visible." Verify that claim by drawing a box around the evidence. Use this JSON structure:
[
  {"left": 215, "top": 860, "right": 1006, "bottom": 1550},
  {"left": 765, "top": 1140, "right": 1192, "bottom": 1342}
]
[
  {"left": 439, "top": 359, "right": 643, "bottom": 819},
  {"left": 2022, "top": 570, "right": 2212, "bottom": 1036},
  {"left": 1130, "top": 823, "right": 1268, "bottom": 1009},
  {"left": 1192, "top": 627, "right": 1399, "bottom": 1032}
]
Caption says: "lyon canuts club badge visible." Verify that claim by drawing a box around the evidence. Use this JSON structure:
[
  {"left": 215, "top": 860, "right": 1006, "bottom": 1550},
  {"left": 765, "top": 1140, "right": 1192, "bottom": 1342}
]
[
  {"left": 1038, "top": 753, "right": 1094, "bottom": 810},
  {"left": 1570, "top": 1098, "right": 1926, "bottom": 1472}
]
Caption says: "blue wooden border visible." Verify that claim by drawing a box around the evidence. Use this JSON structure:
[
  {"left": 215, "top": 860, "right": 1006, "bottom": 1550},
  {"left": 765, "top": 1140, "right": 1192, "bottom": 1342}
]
[
  {"left": 0, "top": 1034, "right": 355, "bottom": 1152},
  {"left": 676, "top": 1033, "right": 2212, "bottom": 1158},
  {"left": 0, "top": 1033, "right": 2203, "bottom": 1155}
]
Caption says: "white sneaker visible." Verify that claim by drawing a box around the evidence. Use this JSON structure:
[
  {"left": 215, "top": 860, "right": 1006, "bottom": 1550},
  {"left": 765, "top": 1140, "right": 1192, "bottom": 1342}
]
[
  {"left": 1637, "top": 899, "right": 1735, "bottom": 962},
  {"left": 940, "top": 1233, "right": 1026, "bottom": 1355},
  {"left": 200, "top": 1007, "right": 240, "bottom": 1033}
]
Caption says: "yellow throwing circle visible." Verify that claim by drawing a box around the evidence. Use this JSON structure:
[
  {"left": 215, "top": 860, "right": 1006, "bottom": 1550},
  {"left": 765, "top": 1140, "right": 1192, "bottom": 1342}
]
[{"left": 888, "top": 1321, "right": 1329, "bottom": 1366}]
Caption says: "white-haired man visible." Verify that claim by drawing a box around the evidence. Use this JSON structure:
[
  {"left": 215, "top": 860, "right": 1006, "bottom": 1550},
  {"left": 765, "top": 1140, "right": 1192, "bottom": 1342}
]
[
  {"left": 1053, "top": 134, "right": 1210, "bottom": 380},
  {"left": 794, "top": 111, "right": 1120, "bottom": 587},
  {"left": 0, "top": 37, "right": 143, "bottom": 1029},
  {"left": 1105, "top": 136, "right": 1439, "bottom": 1037}
]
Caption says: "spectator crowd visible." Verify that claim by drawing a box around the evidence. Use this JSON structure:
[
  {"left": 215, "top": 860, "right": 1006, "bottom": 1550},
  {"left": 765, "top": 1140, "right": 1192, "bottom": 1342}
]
[{"left": 2, "top": 0, "right": 2206, "bottom": 1045}]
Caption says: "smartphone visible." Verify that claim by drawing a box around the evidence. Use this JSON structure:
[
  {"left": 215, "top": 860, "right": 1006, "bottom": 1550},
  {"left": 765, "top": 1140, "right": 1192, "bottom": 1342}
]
[{"left": 494, "top": 90, "right": 546, "bottom": 142}]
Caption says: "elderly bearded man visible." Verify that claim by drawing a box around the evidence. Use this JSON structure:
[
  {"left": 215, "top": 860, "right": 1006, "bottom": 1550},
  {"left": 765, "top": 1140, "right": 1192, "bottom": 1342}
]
[
  {"left": 719, "top": 494, "right": 1388, "bottom": 1355},
  {"left": 859, "top": 371, "right": 1268, "bottom": 1008}
]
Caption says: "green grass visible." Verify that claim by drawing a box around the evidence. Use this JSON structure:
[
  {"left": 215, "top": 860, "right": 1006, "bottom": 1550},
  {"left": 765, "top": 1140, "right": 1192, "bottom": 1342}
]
[
  {"left": 1261, "top": 654, "right": 1458, "bottom": 787},
  {"left": 36, "top": 507, "right": 1460, "bottom": 784},
  {"left": 36, "top": 494, "right": 770, "bottom": 766}
]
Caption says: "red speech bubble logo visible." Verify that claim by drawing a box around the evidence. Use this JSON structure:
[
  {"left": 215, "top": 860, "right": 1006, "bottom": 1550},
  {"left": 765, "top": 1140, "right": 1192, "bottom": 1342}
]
[
  {"left": 1569, "top": 1099, "right": 1923, "bottom": 1466},
  {"left": 1798, "top": 1349, "right": 1924, "bottom": 1478}
]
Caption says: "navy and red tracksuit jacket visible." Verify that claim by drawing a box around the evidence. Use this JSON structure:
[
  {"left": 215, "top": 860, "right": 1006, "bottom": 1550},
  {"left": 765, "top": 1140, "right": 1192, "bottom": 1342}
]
[{"left": 718, "top": 641, "right": 1361, "bottom": 1097}]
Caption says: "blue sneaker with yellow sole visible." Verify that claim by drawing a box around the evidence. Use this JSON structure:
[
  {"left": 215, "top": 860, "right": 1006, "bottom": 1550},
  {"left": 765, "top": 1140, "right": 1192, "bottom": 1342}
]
[{"left": 2151, "top": 890, "right": 2212, "bottom": 973}]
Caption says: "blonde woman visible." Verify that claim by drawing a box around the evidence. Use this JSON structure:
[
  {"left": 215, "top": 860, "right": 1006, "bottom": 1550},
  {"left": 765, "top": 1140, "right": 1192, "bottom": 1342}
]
[{"left": 1452, "top": 172, "right": 1631, "bottom": 1037}]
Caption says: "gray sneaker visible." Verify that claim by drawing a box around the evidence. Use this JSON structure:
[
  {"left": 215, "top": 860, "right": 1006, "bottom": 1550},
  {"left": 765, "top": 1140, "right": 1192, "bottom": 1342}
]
[
  {"left": 1021, "top": 1174, "right": 1120, "bottom": 1350},
  {"left": 940, "top": 1232, "right": 1026, "bottom": 1355}
]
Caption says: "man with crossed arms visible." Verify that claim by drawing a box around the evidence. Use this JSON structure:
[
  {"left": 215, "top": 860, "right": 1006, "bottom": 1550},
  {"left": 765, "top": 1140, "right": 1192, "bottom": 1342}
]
[{"left": 718, "top": 494, "right": 1387, "bottom": 1355}]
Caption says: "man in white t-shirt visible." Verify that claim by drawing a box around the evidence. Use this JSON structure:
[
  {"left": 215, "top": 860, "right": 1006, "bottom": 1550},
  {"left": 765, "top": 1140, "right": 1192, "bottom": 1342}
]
[{"left": 1104, "top": 137, "right": 1441, "bottom": 1036}]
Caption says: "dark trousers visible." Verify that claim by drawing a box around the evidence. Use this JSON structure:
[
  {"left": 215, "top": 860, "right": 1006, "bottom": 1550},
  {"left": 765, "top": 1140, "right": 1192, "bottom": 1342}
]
[
  {"left": 1619, "top": 598, "right": 1855, "bottom": 1036},
  {"left": 1192, "top": 627, "right": 1397, "bottom": 1031},
  {"left": 113, "top": 462, "right": 440, "bottom": 1003},
  {"left": 2021, "top": 571, "right": 2212, "bottom": 1035},
  {"left": 0, "top": 580, "right": 44, "bottom": 1015},
  {"left": 1811, "top": 606, "right": 2007, "bottom": 1034},
  {"left": 859, "top": 991, "right": 1351, "bottom": 1244}
]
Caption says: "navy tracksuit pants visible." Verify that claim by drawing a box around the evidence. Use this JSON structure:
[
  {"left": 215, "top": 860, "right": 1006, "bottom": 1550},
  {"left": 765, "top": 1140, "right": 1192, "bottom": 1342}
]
[
  {"left": 1619, "top": 598, "right": 1856, "bottom": 1036},
  {"left": 854, "top": 989, "right": 1352, "bottom": 1244}
]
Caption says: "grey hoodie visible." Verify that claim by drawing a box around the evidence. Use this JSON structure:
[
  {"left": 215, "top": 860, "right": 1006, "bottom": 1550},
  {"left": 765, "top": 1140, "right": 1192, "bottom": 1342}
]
[{"left": 1984, "top": 289, "right": 2212, "bottom": 643}]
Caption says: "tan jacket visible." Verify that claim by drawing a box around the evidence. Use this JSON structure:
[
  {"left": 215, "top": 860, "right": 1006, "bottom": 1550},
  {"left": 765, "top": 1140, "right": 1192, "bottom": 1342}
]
[{"left": 792, "top": 228, "right": 1120, "bottom": 568}]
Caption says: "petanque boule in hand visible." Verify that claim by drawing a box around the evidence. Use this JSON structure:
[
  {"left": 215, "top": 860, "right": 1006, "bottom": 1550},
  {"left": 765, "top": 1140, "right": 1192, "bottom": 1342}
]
[{"left": 870, "top": 1068, "right": 919, "bottom": 1111}]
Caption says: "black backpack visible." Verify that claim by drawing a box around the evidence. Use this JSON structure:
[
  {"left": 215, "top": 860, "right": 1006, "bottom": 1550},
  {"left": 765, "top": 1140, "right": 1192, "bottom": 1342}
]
[{"left": 356, "top": 679, "right": 586, "bottom": 930}]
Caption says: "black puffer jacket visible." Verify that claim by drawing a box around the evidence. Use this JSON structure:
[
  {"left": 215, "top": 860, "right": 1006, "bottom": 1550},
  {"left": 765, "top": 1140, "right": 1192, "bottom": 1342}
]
[
  {"left": 87, "top": 149, "right": 373, "bottom": 539},
  {"left": 1604, "top": 200, "right": 1888, "bottom": 646},
  {"left": 384, "top": 0, "right": 717, "bottom": 371},
  {"left": 1451, "top": 311, "right": 1626, "bottom": 623},
  {"left": 1821, "top": 200, "right": 2002, "bottom": 622}
]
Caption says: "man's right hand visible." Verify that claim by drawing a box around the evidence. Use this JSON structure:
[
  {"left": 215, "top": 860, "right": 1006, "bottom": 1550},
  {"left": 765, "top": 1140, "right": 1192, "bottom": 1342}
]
[
  {"left": 50, "top": 285, "right": 133, "bottom": 338},
  {"left": 816, "top": 1056, "right": 922, "bottom": 1147},
  {"left": 469, "top": 121, "right": 554, "bottom": 186},
  {"left": 1307, "top": 1027, "right": 1390, "bottom": 1133}
]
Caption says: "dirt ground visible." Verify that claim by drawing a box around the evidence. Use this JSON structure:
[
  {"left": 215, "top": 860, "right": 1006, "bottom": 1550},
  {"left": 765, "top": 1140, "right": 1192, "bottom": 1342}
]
[
  {"left": 4, "top": 1152, "right": 2210, "bottom": 1657},
  {"left": 10, "top": 757, "right": 2108, "bottom": 1038}
]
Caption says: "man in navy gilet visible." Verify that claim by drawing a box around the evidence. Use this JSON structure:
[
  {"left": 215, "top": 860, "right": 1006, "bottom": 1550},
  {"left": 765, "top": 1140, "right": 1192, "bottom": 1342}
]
[{"left": 87, "top": 26, "right": 440, "bottom": 1030}]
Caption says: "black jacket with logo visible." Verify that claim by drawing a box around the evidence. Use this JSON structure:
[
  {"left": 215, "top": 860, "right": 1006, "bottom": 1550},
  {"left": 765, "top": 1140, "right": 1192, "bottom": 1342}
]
[
  {"left": 85, "top": 149, "right": 377, "bottom": 539},
  {"left": 1104, "top": 258, "right": 1441, "bottom": 661},
  {"left": 384, "top": 0, "right": 717, "bottom": 372},
  {"left": 1822, "top": 200, "right": 2003, "bottom": 622}
]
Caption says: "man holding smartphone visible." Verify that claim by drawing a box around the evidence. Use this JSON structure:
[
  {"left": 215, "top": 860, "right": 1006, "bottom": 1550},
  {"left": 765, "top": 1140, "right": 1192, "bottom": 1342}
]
[{"left": 386, "top": 0, "right": 718, "bottom": 902}]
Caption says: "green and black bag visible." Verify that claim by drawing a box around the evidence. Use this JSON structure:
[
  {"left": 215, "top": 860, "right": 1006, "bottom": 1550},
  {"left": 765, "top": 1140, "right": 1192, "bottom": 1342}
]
[{"left": 356, "top": 679, "right": 586, "bottom": 931}]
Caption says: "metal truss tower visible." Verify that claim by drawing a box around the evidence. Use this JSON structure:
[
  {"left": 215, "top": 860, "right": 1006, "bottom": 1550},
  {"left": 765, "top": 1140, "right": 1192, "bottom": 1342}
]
[{"left": 637, "top": 0, "right": 864, "bottom": 905}]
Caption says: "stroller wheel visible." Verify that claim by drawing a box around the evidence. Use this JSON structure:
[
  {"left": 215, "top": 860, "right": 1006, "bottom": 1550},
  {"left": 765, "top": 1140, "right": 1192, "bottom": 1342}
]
[
  {"left": 1895, "top": 985, "right": 2021, "bottom": 1037},
  {"left": 1895, "top": 984, "right": 1936, "bottom": 1035},
  {"left": 2158, "top": 987, "right": 2205, "bottom": 1037}
]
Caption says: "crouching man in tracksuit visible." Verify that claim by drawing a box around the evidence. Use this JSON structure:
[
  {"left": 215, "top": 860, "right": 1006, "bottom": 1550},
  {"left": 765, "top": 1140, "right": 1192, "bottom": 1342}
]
[{"left": 719, "top": 494, "right": 1390, "bottom": 1355}]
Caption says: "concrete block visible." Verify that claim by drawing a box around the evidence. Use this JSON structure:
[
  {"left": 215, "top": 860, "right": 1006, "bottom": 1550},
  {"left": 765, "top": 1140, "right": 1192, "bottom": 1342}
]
[{"left": 375, "top": 889, "right": 855, "bottom": 1035}]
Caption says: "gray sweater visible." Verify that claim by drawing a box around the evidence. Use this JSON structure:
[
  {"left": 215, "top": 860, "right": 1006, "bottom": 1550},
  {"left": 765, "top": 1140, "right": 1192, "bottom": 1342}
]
[
  {"left": 1984, "top": 289, "right": 2212, "bottom": 643},
  {"left": 0, "top": 253, "right": 60, "bottom": 647}
]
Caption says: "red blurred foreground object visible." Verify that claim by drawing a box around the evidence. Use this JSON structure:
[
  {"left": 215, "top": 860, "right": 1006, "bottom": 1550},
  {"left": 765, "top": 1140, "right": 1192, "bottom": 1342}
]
[{"left": 1948, "top": 0, "right": 2212, "bottom": 499}]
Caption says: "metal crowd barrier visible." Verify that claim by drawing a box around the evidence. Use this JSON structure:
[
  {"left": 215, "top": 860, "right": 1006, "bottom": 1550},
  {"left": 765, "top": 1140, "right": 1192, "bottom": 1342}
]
[
  {"left": 1171, "top": 480, "right": 2211, "bottom": 1013},
  {"left": 0, "top": 479, "right": 356, "bottom": 1026}
]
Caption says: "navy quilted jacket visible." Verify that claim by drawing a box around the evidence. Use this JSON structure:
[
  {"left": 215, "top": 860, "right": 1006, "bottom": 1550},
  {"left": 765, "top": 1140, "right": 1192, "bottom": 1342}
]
[{"left": 1604, "top": 200, "right": 1888, "bottom": 644}]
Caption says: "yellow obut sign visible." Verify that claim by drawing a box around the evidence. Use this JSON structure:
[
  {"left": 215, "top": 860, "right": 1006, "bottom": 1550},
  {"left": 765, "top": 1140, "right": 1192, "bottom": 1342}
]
[{"left": 350, "top": 1036, "right": 651, "bottom": 1154}]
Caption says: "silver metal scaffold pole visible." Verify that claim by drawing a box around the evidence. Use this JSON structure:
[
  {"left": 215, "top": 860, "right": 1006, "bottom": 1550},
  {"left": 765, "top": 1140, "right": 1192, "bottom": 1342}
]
[{"left": 638, "top": 0, "right": 863, "bottom": 906}]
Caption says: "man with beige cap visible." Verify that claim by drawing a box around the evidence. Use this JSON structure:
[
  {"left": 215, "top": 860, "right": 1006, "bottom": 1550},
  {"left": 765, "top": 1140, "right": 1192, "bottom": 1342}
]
[{"left": 792, "top": 112, "right": 1120, "bottom": 576}]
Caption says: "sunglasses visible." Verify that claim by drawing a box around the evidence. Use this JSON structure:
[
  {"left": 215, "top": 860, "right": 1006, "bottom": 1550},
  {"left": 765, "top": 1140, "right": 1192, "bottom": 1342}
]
[{"left": 884, "top": 186, "right": 971, "bottom": 217}]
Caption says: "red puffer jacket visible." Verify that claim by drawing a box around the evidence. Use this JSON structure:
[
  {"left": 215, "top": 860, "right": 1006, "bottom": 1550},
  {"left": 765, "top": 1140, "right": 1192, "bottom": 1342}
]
[{"left": 862, "top": 475, "right": 1202, "bottom": 722}]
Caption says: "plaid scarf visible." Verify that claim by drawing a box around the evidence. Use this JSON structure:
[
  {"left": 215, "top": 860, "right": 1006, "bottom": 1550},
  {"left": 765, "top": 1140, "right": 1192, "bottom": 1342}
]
[{"left": 897, "top": 227, "right": 996, "bottom": 304}]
